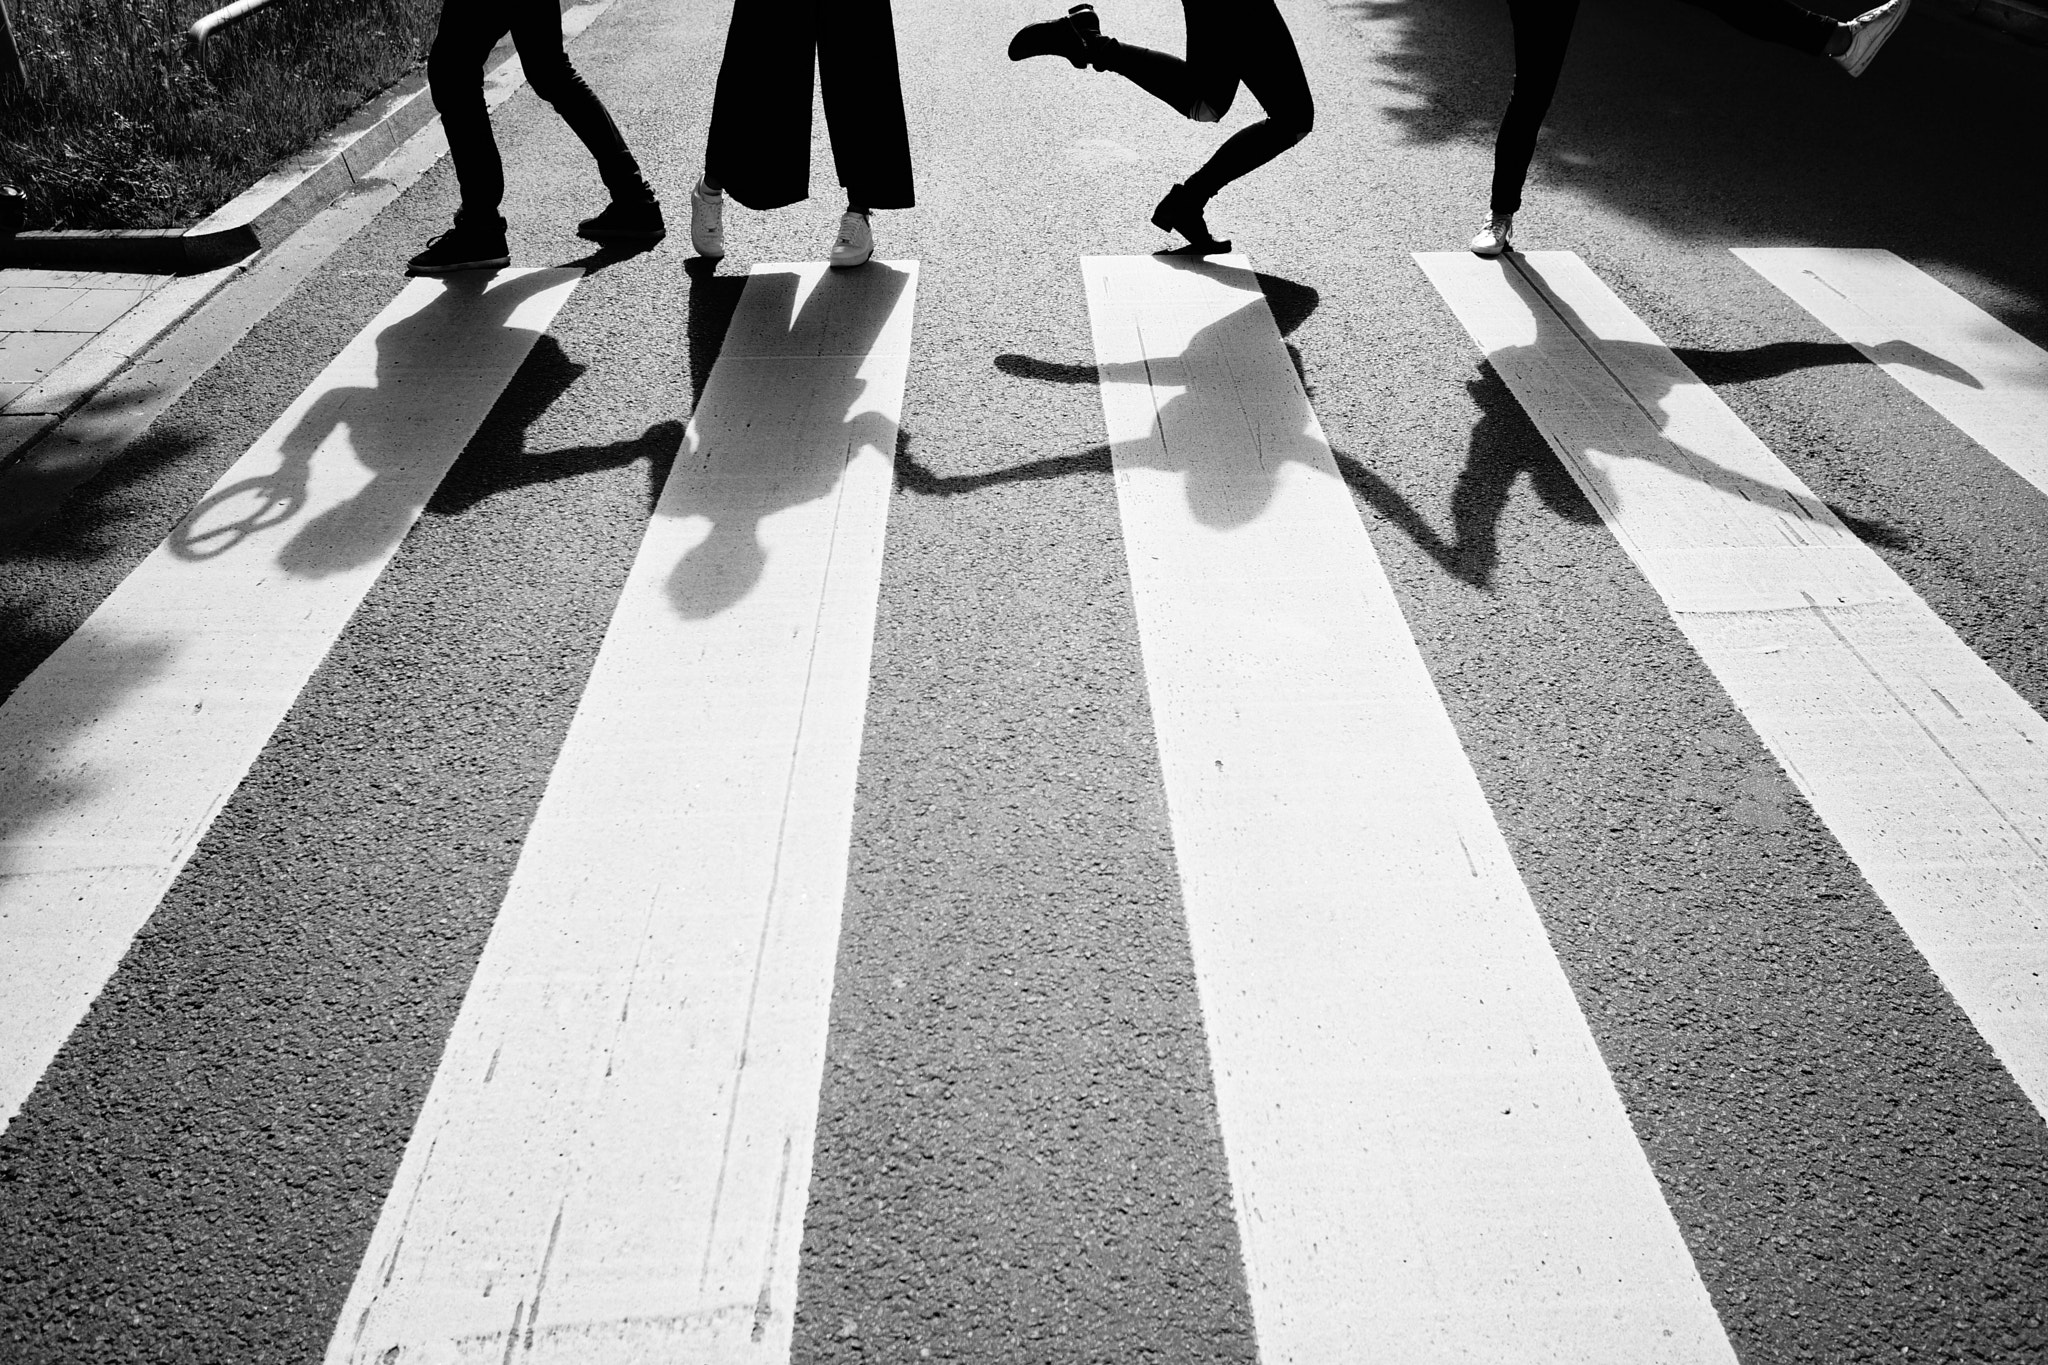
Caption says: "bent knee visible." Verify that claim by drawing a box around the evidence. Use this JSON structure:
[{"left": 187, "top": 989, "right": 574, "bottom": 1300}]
[{"left": 521, "top": 57, "right": 582, "bottom": 103}]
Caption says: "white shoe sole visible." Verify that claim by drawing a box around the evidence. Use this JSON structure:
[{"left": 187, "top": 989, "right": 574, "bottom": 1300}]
[{"left": 406, "top": 254, "right": 511, "bottom": 277}]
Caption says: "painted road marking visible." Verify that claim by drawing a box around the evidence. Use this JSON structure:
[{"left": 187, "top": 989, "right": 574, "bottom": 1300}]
[
  {"left": 326, "top": 262, "right": 917, "bottom": 1365},
  {"left": 1082, "top": 254, "right": 1735, "bottom": 1364},
  {"left": 1734, "top": 247, "right": 2048, "bottom": 500},
  {"left": 1419, "top": 249, "right": 2048, "bottom": 1119},
  {"left": 0, "top": 269, "right": 579, "bottom": 1131}
]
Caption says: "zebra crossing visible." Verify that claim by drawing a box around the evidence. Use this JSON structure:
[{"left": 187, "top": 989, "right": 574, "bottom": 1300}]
[{"left": 1, "top": 243, "right": 2043, "bottom": 1361}]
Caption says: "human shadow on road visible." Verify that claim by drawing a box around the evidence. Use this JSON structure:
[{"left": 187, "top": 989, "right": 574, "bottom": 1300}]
[
  {"left": 431, "top": 256, "right": 754, "bottom": 518},
  {"left": 426, "top": 337, "right": 685, "bottom": 518},
  {"left": 657, "top": 261, "right": 911, "bottom": 620},
  {"left": 164, "top": 269, "right": 572, "bottom": 578},
  {"left": 1339, "top": 301, "right": 1925, "bottom": 586},
  {"left": 928, "top": 265, "right": 1331, "bottom": 532},
  {"left": 910, "top": 266, "right": 1910, "bottom": 588}
]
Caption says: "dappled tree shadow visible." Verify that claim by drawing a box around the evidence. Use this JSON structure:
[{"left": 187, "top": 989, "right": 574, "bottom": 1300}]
[{"left": 1335, "top": 0, "right": 2048, "bottom": 340}]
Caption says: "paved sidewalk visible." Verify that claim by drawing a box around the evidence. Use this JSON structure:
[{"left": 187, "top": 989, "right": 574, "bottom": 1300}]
[{"left": 0, "top": 270, "right": 166, "bottom": 411}]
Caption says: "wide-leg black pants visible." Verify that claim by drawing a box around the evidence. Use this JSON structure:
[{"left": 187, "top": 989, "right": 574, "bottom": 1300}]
[
  {"left": 1489, "top": 0, "right": 1840, "bottom": 216},
  {"left": 706, "top": 0, "right": 915, "bottom": 211}
]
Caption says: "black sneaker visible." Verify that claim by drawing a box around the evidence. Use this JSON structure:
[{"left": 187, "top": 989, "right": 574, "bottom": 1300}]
[
  {"left": 1008, "top": 3, "right": 1101, "bottom": 66},
  {"left": 406, "top": 221, "right": 510, "bottom": 276},
  {"left": 1151, "top": 183, "right": 1230, "bottom": 255},
  {"left": 577, "top": 198, "right": 667, "bottom": 245}
]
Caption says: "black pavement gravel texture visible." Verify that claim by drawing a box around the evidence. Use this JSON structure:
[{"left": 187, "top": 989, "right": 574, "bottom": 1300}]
[{"left": 2, "top": 0, "right": 2046, "bottom": 1360}]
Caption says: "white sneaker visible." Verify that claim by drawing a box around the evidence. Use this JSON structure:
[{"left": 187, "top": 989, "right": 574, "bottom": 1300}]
[
  {"left": 1834, "top": 0, "right": 1909, "bottom": 77},
  {"left": 1470, "top": 213, "right": 1513, "bottom": 258},
  {"left": 829, "top": 211, "right": 873, "bottom": 269},
  {"left": 690, "top": 181, "right": 725, "bottom": 259}
]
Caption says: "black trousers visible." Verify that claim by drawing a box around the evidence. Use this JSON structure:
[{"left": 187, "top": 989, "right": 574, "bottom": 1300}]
[
  {"left": 1097, "top": 0, "right": 1314, "bottom": 202},
  {"left": 706, "top": 0, "right": 914, "bottom": 211},
  {"left": 1490, "top": 0, "right": 1838, "bottom": 215},
  {"left": 429, "top": 0, "right": 650, "bottom": 225}
]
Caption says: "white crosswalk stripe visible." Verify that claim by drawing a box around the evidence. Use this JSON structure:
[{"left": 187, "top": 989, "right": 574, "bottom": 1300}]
[
  {"left": 1084, "top": 254, "right": 1734, "bottom": 1362},
  {"left": 325, "top": 262, "right": 917, "bottom": 1365},
  {"left": 1418, "top": 249, "right": 2048, "bottom": 1120},
  {"left": 1733, "top": 248, "right": 2048, "bottom": 500},
  {"left": 0, "top": 268, "right": 580, "bottom": 1131}
]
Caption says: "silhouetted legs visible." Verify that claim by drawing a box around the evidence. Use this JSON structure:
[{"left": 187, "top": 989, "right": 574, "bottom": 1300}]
[
  {"left": 429, "top": 0, "right": 652, "bottom": 230},
  {"left": 1011, "top": 1, "right": 1313, "bottom": 249},
  {"left": 1095, "top": 11, "right": 1314, "bottom": 204},
  {"left": 1488, "top": 0, "right": 1850, "bottom": 221},
  {"left": 1490, "top": 0, "right": 1580, "bottom": 219}
]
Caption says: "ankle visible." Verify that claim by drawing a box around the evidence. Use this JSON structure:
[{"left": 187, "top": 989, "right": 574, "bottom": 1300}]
[
  {"left": 698, "top": 175, "right": 723, "bottom": 197},
  {"left": 1825, "top": 23, "right": 1852, "bottom": 57}
]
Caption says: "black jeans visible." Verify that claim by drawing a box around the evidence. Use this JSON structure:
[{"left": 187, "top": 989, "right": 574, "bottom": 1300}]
[
  {"left": 429, "top": 0, "right": 650, "bottom": 226},
  {"left": 1489, "top": 0, "right": 1838, "bottom": 215},
  {"left": 1096, "top": 0, "right": 1314, "bottom": 202},
  {"left": 706, "top": 0, "right": 915, "bottom": 212}
]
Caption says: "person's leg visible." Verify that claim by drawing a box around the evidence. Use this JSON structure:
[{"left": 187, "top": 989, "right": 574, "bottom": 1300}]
[
  {"left": 1092, "top": 41, "right": 1235, "bottom": 119},
  {"left": 427, "top": 0, "right": 511, "bottom": 228},
  {"left": 818, "top": 0, "right": 915, "bottom": 212},
  {"left": 506, "top": 0, "right": 654, "bottom": 205},
  {"left": 1179, "top": 7, "right": 1312, "bottom": 203},
  {"left": 705, "top": 0, "right": 819, "bottom": 211},
  {"left": 1677, "top": 0, "right": 1840, "bottom": 54},
  {"left": 1489, "top": 0, "right": 1580, "bottom": 219}
]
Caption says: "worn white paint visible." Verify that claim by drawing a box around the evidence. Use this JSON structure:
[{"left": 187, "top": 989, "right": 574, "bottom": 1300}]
[
  {"left": 0, "top": 269, "right": 579, "bottom": 1131},
  {"left": 1419, "top": 249, "right": 2048, "bottom": 1119},
  {"left": 1734, "top": 247, "right": 2048, "bottom": 500},
  {"left": 1083, "top": 254, "right": 1735, "bottom": 1364},
  {"left": 326, "top": 261, "right": 917, "bottom": 1365}
]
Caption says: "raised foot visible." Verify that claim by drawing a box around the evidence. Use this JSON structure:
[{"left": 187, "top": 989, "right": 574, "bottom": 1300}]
[{"left": 1008, "top": 3, "right": 1101, "bottom": 66}]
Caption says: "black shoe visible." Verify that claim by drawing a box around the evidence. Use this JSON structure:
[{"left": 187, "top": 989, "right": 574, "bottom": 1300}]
[
  {"left": 406, "top": 221, "right": 510, "bottom": 276},
  {"left": 1008, "top": 3, "right": 1102, "bottom": 66},
  {"left": 577, "top": 198, "right": 666, "bottom": 245},
  {"left": 1151, "top": 183, "right": 1230, "bottom": 255}
]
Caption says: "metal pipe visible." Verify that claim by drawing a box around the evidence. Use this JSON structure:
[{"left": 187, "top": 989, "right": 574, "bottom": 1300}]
[{"left": 188, "top": 0, "right": 288, "bottom": 49}]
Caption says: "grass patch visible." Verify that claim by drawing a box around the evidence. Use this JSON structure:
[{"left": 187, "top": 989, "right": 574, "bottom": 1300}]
[{"left": 1, "top": 0, "right": 441, "bottom": 230}]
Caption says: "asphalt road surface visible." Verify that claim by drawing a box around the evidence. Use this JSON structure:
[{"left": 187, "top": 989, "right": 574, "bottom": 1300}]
[{"left": 3, "top": 0, "right": 2047, "bottom": 1361}]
